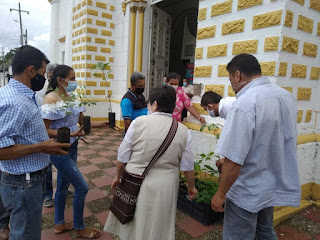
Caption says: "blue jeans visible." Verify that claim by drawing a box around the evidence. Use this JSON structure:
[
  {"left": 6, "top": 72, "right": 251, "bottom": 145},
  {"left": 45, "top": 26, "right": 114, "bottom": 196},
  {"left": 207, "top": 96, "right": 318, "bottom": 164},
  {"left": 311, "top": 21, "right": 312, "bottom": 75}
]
[
  {"left": 50, "top": 141, "right": 89, "bottom": 230},
  {"left": 0, "top": 171, "right": 10, "bottom": 229},
  {"left": 0, "top": 171, "right": 45, "bottom": 240},
  {"left": 45, "top": 163, "right": 53, "bottom": 199},
  {"left": 223, "top": 199, "right": 277, "bottom": 240}
]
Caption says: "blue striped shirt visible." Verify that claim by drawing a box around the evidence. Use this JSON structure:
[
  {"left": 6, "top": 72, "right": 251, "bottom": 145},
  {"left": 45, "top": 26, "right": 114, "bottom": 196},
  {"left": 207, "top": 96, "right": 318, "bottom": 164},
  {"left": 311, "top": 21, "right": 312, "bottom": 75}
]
[
  {"left": 216, "top": 77, "right": 300, "bottom": 213},
  {"left": 0, "top": 79, "right": 50, "bottom": 174}
]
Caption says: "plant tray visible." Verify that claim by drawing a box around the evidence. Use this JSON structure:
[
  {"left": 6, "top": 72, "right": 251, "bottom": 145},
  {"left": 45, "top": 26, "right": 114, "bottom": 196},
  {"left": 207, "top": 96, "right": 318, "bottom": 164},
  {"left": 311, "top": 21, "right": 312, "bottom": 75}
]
[{"left": 177, "top": 187, "right": 224, "bottom": 226}]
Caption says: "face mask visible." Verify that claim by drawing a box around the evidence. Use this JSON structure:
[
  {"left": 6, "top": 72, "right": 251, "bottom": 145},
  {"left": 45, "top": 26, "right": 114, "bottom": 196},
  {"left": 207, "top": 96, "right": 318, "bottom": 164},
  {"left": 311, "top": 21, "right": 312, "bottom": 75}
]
[
  {"left": 232, "top": 80, "right": 253, "bottom": 93},
  {"left": 163, "top": 82, "right": 166, "bottom": 85},
  {"left": 207, "top": 109, "right": 216, "bottom": 117},
  {"left": 135, "top": 87, "right": 144, "bottom": 95},
  {"left": 183, "top": 82, "right": 187, "bottom": 87},
  {"left": 62, "top": 78, "right": 77, "bottom": 92},
  {"left": 169, "top": 85, "right": 178, "bottom": 91},
  {"left": 31, "top": 73, "right": 46, "bottom": 91}
]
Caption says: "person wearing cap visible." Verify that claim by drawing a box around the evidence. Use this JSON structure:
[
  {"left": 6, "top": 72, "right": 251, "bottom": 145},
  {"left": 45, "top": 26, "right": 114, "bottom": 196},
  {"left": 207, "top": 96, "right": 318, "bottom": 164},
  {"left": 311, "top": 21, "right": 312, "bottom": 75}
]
[{"left": 201, "top": 91, "right": 236, "bottom": 119}]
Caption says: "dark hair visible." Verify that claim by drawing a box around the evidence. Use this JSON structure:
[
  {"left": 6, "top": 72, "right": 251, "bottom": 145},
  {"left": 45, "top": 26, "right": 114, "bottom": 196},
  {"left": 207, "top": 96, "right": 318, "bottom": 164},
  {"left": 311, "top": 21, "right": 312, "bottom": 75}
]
[
  {"left": 226, "top": 54, "right": 261, "bottom": 77},
  {"left": 201, "top": 91, "right": 222, "bottom": 106},
  {"left": 130, "top": 72, "right": 145, "bottom": 85},
  {"left": 166, "top": 72, "right": 181, "bottom": 83},
  {"left": 46, "top": 65, "right": 73, "bottom": 94},
  {"left": 12, "top": 45, "right": 49, "bottom": 75},
  {"left": 148, "top": 85, "right": 176, "bottom": 114}
]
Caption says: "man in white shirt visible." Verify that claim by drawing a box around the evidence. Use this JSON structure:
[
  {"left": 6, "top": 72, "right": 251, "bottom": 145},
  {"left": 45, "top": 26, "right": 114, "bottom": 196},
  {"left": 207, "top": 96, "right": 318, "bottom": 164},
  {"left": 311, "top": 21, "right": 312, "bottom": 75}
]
[
  {"left": 200, "top": 91, "right": 236, "bottom": 119},
  {"left": 182, "top": 78, "right": 194, "bottom": 99}
]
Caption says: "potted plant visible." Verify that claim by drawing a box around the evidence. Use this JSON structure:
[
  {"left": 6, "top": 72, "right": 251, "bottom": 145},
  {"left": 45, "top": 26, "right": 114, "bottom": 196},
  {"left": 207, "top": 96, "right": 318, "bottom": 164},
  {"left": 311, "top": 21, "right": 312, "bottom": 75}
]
[
  {"left": 178, "top": 123, "right": 224, "bottom": 225},
  {"left": 91, "top": 62, "right": 115, "bottom": 128}
]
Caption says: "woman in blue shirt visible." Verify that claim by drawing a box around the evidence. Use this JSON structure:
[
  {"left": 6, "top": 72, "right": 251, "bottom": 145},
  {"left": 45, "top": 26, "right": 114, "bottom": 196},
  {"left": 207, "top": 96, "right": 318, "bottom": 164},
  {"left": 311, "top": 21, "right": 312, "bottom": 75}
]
[{"left": 41, "top": 65, "right": 101, "bottom": 239}]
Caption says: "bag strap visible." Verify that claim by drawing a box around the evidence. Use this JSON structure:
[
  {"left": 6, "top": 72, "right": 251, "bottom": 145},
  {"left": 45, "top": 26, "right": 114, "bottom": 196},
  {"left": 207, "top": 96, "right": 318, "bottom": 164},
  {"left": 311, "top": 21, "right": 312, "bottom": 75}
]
[{"left": 142, "top": 118, "right": 178, "bottom": 177}]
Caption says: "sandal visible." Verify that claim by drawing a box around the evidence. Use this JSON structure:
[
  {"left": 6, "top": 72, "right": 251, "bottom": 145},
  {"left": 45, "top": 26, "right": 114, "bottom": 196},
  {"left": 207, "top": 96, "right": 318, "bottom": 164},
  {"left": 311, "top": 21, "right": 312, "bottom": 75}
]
[
  {"left": 54, "top": 223, "right": 74, "bottom": 234},
  {"left": 75, "top": 227, "right": 101, "bottom": 239}
]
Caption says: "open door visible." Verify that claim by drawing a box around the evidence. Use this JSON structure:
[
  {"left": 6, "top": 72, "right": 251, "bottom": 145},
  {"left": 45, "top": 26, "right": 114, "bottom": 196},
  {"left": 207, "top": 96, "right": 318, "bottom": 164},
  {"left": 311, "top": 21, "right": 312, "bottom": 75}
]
[{"left": 147, "top": 6, "right": 171, "bottom": 96}]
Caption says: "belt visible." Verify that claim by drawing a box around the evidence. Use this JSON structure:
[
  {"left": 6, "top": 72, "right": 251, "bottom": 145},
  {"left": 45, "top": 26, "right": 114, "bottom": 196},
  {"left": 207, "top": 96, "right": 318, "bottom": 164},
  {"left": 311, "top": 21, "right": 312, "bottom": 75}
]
[{"left": 3, "top": 167, "right": 47, "bottom": 178}]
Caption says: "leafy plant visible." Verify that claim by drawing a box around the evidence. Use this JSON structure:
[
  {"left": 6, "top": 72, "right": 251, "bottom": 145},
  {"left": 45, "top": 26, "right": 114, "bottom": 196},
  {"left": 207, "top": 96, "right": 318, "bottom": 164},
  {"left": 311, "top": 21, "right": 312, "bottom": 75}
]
[
  {"left": 200, "top": 123, "right": 223, "bottom": 139},
  {"left": 91, "top": 62, "right": 112, "bottom": 112}
]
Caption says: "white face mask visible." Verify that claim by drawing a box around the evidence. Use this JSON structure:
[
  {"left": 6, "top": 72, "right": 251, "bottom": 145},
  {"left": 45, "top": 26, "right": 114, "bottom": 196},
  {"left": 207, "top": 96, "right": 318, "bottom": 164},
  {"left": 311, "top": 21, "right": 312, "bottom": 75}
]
[
  {"left": 169, "top": 85, "right": 178, "bottom": 91},
  {"left": 232, "top": 80, "right": 253, "bottom": 93},
  {"left": 207, "top": 104, "right": 218, "bottom": 117}
]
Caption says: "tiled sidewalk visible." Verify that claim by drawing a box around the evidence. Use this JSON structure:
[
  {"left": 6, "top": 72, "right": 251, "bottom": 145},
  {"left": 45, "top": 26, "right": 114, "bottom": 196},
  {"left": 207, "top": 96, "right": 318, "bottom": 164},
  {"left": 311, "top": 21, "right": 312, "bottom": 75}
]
[{"left": 41, "top": 127, "right": 320, "bottom": 240}]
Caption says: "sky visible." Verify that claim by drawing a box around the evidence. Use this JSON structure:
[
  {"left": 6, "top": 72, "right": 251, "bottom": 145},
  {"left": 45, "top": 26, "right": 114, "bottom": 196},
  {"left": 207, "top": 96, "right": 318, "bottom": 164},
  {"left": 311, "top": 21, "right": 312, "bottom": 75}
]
[{"left": 0, "top": 0, "right": 51, "bottom": 57}]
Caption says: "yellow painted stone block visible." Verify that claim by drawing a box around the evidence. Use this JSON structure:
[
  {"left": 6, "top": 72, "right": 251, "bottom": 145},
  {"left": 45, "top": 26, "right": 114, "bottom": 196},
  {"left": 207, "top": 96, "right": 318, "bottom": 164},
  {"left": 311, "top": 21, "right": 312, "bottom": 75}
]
[
  {"left": 96, "top": 20, "right": 106, "bottom": 27},
  {"left": 110, "top": 23, "right": 115, "bottom": 28},
  {"left": 95, "top": 55, "right": 106, "bottom": 61},
  {"left": 86, "top": 27, "right": 98, "bottom": 34},
  {"left": 73, "top": 7, "right": 76, "bottom": 12},
  {"left": 318, "top": 22, "right": 320, "bottom": 36},
  {"left": 310, "top": 67, "right": 320, "bottom": 80},
  {"left": 108, "top": 74, "right": 114, "bottom": 79},
  {"left": 303, "top": 42, "right": 318, "bottom": 58},
  {"left": 100, "top": 81, "right": 110, "bottom": 87},
  {"left": 310, "top": 0, "right": 320, "bottom": 12},
  {"left": 87, "top": 18, "right": 92, "bottom": 24},
  {"left": 96, "top": 1, "right": 106, "bottom": 9},
  {"left": 218, "top": 65, "right": 229, "bottom": 77},
  {"left": 101, "top": 30, "right": 112, "bottom": 36},
  {"left": 87, "top": 9, "right": 98, "bottom": 16},
  {"left": 77, "top": 3, "right": 81, "bottom": 10},
  {"left": 232, "top": 40, "right": 258, "bottom": 55},
  {"left": 282, "top": 36, "right": 299, "bottom": 54},
  {"left": 79, "top": 46, "right": 83, "bottom": 52},
  {"left": 278, "top": 62, "right": 288, "bottom": 76},
  {"left": 110, "top": 5, "right": 115, "bottom": 11},
  {"left": 86, "top": 81, "right": 97, "bottom": 86},
  {"left": 292, "top": 0, "right": 304, "bottom": 5},
  {"left": 79, "top": 28, "right": 83, "bottom": 35},
  {"left": 297, "top": 88, "right": 311, "bottom": 100},
  {"left": 81, "top": 36, "right": 91, "bottom": 42},
  {"left": 305, "top": 110, "right": 312, "bottom": 122},
  {"left": 94, "top": 90, "right": 105, "bottom": 95},
  {"left": 108, "top": 90, "right": 112, "bottom": 96},
  {"left": 109, "top": 40, "right": 115, "bottom": 46},
  {"left": 72, "top": 23, "right": 76, "bottom": 29},
  {"left": 75, "top": 13, "right": 79, "bottom": 20},
  {"left": 205, "top": 85, "right": 225, "bottom": 96},
  {"left": 298, "top": 15, "right": 313, "bottom": 33},
  {"left": 282, "top": 87, "right": 293, "bottom": 93},
  {"left": 86, "top": 90, "right": 91, "bottom": 95},
  {"left": 264, "top": 37, "right": 279, "bottom": 51},
  {"left": 81, "top": 72, "right": 85, "bottom": 77},
  {"left": 80, "top": 10, "right": 84, "bottom": 17},
  {"left": 195, "top": 47, "right": 203, "bottom": 59},
  {"left": 292, "top": 64, "right": 307, "bottom": 78},
  {"left": 207, "top": 44, "right": 228, "bottom": 57},
  {"left": 260, "top": 62, "right": 276, "bottom": 76},
  {"left": 86, "top": 72, "right": 91, "bottom": 78},
  {"left": 102, "top": 12, "right": 112, "bottom": 19},
  {"left": 75, "top": 30, "right": 79, "bottom": 36},
  {"left": 222, "top": 19, "right": 245, "bottom": 35},
  {"left": 194, "top": 66, "right": 212, "bottom": 77},
  {"left": 82, "top": 0, "right": 86, "bottom": 7},
  {"left": 109, "top": 57, "right": 114, "bottom": 62},
  {"left": 76, "top": 56, "right": 80, "bottom": 61},
  {"left": 297, "top": 110, "right": 303, "bottom": 122},
  {"left": 238, "top": 0, "right": 262, "bottom": 10},
  {"left": 76, "top": 38, "right": 80, "bottom": 44},
  {"left": 197, "top": 26, "right": 216, "bottom": 39},
  {"left": 252, "top": 10, "right": 282, "bottom": 30},
  {"left": 211, "top": 0, "right": 232, "bottom": 17},
  {"left": 87, "top": 0, "right": 92, "bottom": 6},
  {"left": 72, "top": 56, "right": 76, "bottom": 61},
  {"left": 284, "top": 10, "right": 293, "bottom": 27},
  {"left": 95, "top": 38, "right": 106, "bottom": 44},
  {"left": 86, "top": 46, "right": 97, "bottom": 52},
  {"left": 198, "top": 8, "right": 207, "bottom": 20},
  {"left": 228, "top": 86, "right": 236, "bottom": 97},
  {"left": 82, "top": 18, "right": 86, "bottom": 25},
  {"left": 101, "top": 47, "right": 111, "bottom": 53},
  {"left": 77, "top": 21, "right": 81, "bottom": 27},
  {"left": 193, "top": 103, "right": 208, "bottom": 115}
]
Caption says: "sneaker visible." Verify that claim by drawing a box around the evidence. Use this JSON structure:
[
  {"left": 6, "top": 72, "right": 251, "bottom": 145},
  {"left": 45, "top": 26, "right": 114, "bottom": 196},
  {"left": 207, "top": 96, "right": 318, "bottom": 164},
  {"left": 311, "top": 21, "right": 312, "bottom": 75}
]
[
  {"left": 43, "top": 198, "right": 54, "bottom": 208},
  {"left": 66, "top": 190, "right": 74, "bottom": 198}
]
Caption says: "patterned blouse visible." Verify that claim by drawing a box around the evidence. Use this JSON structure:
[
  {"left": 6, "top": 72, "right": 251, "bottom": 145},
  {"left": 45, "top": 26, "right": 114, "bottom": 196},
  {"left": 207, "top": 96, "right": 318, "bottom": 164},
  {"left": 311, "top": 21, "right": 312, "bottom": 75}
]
[{"left": 172, "top": 87, "right": 192, "bottom": 121}]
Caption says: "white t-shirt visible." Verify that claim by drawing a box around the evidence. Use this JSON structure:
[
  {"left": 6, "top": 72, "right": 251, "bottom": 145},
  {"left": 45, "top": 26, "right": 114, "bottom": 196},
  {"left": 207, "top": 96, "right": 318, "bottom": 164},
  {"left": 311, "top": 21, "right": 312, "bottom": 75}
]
[{"left": 218, "top": 97, "right": 236, "bottom": 119}]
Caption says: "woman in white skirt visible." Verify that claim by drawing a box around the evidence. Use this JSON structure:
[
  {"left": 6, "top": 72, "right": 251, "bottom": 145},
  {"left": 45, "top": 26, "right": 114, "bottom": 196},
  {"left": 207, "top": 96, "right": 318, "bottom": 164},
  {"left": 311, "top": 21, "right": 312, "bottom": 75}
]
[{"left": 104, "top": 85, "right": 197, "bottom": 240}]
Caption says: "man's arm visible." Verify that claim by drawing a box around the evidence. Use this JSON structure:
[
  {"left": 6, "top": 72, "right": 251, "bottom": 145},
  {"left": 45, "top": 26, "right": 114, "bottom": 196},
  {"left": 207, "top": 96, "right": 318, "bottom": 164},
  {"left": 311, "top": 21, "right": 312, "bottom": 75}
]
[
  {"left": 0, "top": 139, "right": 70, "bottom": 160},
  {"left": 124, "top": 119, "right": 132, "bottom": 132},
  {"left": 211, "top": 157, "right": 242, "bottom": 212}
]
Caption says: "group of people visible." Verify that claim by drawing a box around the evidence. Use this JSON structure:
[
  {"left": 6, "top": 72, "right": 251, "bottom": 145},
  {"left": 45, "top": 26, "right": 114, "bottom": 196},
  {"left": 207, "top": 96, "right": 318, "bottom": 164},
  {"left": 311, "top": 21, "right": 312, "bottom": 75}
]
[{"left": 0, "top": 44, "right": 300, "bottom": 240}]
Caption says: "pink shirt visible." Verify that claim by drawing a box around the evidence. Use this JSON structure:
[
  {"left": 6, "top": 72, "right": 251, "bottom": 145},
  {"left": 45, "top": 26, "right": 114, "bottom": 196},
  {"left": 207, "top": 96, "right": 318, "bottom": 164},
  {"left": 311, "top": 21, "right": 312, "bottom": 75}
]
[{"left": 172, "top": 87, "right": 192, "bottom": 121}]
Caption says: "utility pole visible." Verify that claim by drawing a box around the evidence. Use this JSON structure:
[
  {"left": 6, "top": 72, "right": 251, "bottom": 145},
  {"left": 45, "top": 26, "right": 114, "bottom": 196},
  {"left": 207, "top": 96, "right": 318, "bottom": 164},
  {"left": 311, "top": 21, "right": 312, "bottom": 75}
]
[
  {"left": 1, "top": 47, "right": 4, "bottom": 87},
  {"left": 10, "top": 3, "right": 29, "bottom": 46},
  {"left": 24, "top": 29, "right": 28, "bottom": 45}
]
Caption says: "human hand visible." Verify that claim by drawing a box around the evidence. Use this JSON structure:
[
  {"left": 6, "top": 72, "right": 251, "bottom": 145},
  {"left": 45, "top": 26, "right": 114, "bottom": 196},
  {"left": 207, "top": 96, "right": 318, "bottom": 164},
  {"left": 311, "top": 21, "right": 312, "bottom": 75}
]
[
  {"left": 39, "top": 139, "right": 70, "bottom": 155},
  {"left": 71, "top": 126, "right": 85, "bottom": 137},
  {"left": 216, "top": 158, "right": 225, "bottom": 173},
  {"left": 187, "top": 186, "right": 197, "bottom": 200},
  {"left": 111, "top": 176, "right": 120, "bottom": 190},
  {"left": 198, "top": 116, "right": 206, "bottom": 124},
  {"left": 211, "top": 192, "right": 225, "bottom": 212}
]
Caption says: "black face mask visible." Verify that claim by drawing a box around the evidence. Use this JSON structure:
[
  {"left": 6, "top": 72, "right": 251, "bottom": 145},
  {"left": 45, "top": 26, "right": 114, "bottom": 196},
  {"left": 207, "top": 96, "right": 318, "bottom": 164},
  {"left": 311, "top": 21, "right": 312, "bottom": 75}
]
[
  {"left": 135, "top": 87, "right": 144, "bottom": 95},
  {"left": 31, "top": 73, "right": 46, "bottom": 91}
]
